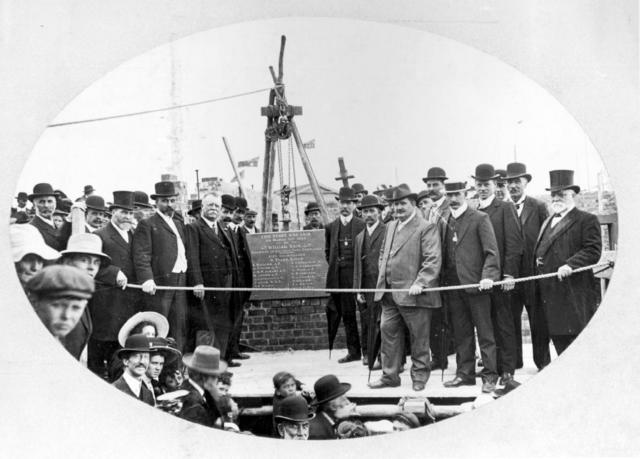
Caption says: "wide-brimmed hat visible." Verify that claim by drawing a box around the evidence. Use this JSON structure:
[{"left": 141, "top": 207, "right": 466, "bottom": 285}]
[
  {"left": 335, "top": 187, "right": 358, "bottom": 202},
  {"left": 149, "top": 337, "right": 181, "bottom": 365},
  {"left": 133, "top": 191, "right": 154, "bottom": 209},
  {"left": 28, "top": 183, "right": 56, "bottom": 201},
  {"left": 416, "top": 190, "right": 431, "bottom": 203},
  {"left": 546, "top": 169, "right": 580, "bottom": 194},
  {"left": 274, "top": 395, "right": 315, "bottom": 422},
  {"left": 312, "top": 374, "right": 351, "bottom": 406},
  {"left": 60, "top": 233, "right": 111, "bottom": 264},
  {"left": 16, "top": 192, "right": 28, "bottom": 201},
  {"left": 84, "top": 185, "right": 95, "bottom": 195},
  {"left": 495, "top": 169, "right": 507, "bottom": 185},
  {"left": 182, "top": 345, "right": 227, "bottom": 375},
  {"left": 304, "top": 201, "right": 320, "bottom": 215},
  {"left": 85, "top": 195, "right": 108, "bottom": 213},
  {"left": 471, "top": 164, "right": 499, "bottom": 181},
  {"left": 386, "top": 183, "right": 417, "bottom": 203},
  {"left": 187, "top": 199, "right": 202, "bottom": 216},
  {"left": 422, "top": 167, "right": 448, "bottom": 182},
  {"left": 357, "top": 194, "right": 384, "bottom": 210},
  {"left": 118, "top": 311, "right": 170, "bottom": 346},
  {"left": 150, "top": 181, "right": 178, "bottom": 200},
  {"left": 26, "top": 265, "right": 94, "bottom": 299},
  {"left": 444, "top": 181, "right": 469, "bottom": 194},
  {"left": 221, "top": 194, "right": 236, "bottom": 211},
  {"left": 505, "top": 162, "right": 532, "bottom": 182},
  {"left": 109, "top": 191, "right": 135, "bottom": 211},
  {"left": 116, "top": 334, "right": 154, "bottom": 359},
  {"left": 234, "top": 197, "right": 248, "bottom": 212},
  {"left": 10, "top": 224, "right": 61, "bottom": 262},
  {"left": 351, "top": 183, "right": 368, "bottom": 195}
]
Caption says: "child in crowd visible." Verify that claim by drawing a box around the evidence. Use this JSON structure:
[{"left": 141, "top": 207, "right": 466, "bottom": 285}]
[{"left": 271, "top": 371, "right": 313, "bottom": 435}]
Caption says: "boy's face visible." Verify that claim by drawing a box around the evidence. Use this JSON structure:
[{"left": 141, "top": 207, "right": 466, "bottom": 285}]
[{"left": 278, "top": 378, "right": 297, "bottom": 397}]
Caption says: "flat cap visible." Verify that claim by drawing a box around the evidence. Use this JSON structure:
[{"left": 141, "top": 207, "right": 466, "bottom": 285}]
[{"left": 26, "top": 265, "right": 95, "bottom": 299}]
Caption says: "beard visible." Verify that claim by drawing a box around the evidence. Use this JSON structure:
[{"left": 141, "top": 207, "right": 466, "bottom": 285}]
[{"left": 550, "top": 201, "right": 567, "bottom": 214}]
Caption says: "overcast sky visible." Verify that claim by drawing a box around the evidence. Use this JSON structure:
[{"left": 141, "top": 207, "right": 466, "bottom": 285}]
[{"left": 17, "top": 17, "right": 608, "bottom": 200}]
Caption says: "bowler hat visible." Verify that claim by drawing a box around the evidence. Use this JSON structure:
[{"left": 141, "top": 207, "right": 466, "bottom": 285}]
[
  {"left": 471, "top": 164, "right": 499, "bottom": 181},
  {"left": 505, "top": 162, "right": 532, "bottom": 182},
  {"left": 357, "top": 194, "right": 384, "bottom": 210},
  {"left": 187, "top": 199, "right": 202, "bottom": 216},
  {"left": 10, "top": 224, "right": 60, "bottom": 263},
  {"left": 274, "top": 395, "right": 315, "bottom": 422},
  {"left": 149, "top": 337, "right": 181, "bottom": 365},
  {"left": 304, "top": 201, "right": 320, "bottom": 215},
  {"left": 28, "top": 183, "right": 56, "bottom": 201},
  {"left": 118, "top": 311, "right": 169, "bottom": 347},
  {"left": 117, "top": 334, "right": 154, "bottom": 359},
  {"left": 416, "top": 190, "right": 431, "bottom": 203},
  {"left": 133, "top": 191, "right": 154, "bottom": 209},
  {"left": 234, "top": 197, "right": 248, "bottom": 212},
  {"left": 85, "top": 195, "right": 108, "bottom": 213},
  {"left": 221, "top": 194, "right": 236, "bottom": 210},
  {"left": 16, "top": 192, "right": 28, "bottom": 200},
  {"left": 26, "top": 264, "right": 95, "bottom": 299},
  {"left": 422, "top": 167, "right": 448, "bottom": 182},
  {"left": 60, "top": 233, "right": 111, "bottom": 264},
  {"left": 150, "top": 181, "right": 178, "bottom": 200},
  {"left": 386, "top": 183, "right": 417, "bottom": 203},
  {"left": 109, "top": 191, "right": 135, "bottom": 211},
  {"left": 444, "top": 181, "right": 469, "bottom": 194},
  {"left": 335, "top": 187, "right": 358, "bottom": 202},
  {"left": 182, "top": 345, "right": 227, "bottom": 375},
  {"left": 84, "top": 185, "right": 95, "bottom": 195},
  {"left": 546, "top": 169, "right": 580, "bottom": 194},
  {"left": 495, "top": 169, "right": 507, "bottom": 185},
  {"left": 312, "top": 374, "right": 351, "bottom": 406},
  {"left": 351, "top": 183, "right": 368, "bottom": 195}
]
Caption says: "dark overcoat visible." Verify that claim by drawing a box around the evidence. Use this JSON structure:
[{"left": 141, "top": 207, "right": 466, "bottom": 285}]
[
  {"left": 324, "top": 216, "right": 366, "bottom": 288},
  {"left": 517, "top": 196, "right": 549, "bottom": 303},
  {"left": 29, "top": 216, "right": 71, "bottom": 251},
  {"left": 178, "top": 380, "right": 222, "bottom": 428},
  {"left": 480, "top": 198, "right": 523, "bottom": 277},
  {"left": 353, "top": 221, "right": 386, "bottom": 303},
  {"left": 309, "top": 411, "right": 336, "bottom": 440}
]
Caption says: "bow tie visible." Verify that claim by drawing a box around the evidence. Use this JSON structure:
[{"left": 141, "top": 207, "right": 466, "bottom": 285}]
[{"left": 515, "top": 202, "right": 522, "bottom": 210}]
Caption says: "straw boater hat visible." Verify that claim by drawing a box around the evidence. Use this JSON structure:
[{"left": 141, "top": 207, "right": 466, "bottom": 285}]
[
  {"left": 357, "top": 194, "right": 385, "bottom": 211},
  {"left": 118, "top": 311, "right": 169, "bottom": 347},
  {"left": 60, "top": 233, "right": 111, "bottom": 265},
  {"left": 28, "top": 183, "right": 56, "bottom": 201},
  {"left": 133, "top": 191, "right": 154, "bottom": 209},
  {"left": 116, "top": 334, "right": 154, "bottom": 359},
  {"left": 312, "top": 374, "right": 351, "bottom": 406},
  {"left": 10, "top": 224, "right": 60, "bottom": 262},
  {"left": 386, "top": 183, "right": 417, "bottom": 203},
  {"left": 505, "top": 162, "right": 532, "bottom": 182},
  {"left": 182, "top": 345, "right": 227, "bottom": 375},
  {"left": 546, "top": 169, "right": 580, "bottom": 194},
  {"left": 335, "top": 187, "right": 358, "bottom": 202},
  {"left": 85, "top": 195, "right": 109, "bottom": 213},
  {"left": 109, "top": 191, "right": 135, "bottom": 211},
  {"left": 274, "top": 395, "right": 315, "bottom": 422},
  {"left": 471, "top": 164, "right": 500, "bottom": 181},
  {"left": 150, "top": 181, "right": 178, "bottom": 200},
  {"left": 444, "top": 181, "right": 469, "bottom": 194},
  {"left": 422, "top": 167, "right": 448, "bottom": 183}
]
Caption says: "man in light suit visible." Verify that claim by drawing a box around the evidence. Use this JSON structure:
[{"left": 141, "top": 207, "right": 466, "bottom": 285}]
[
  {"left": 505, "top": 162, "right": 551, "bottom": 370},
  {"left": 368, "top": 184, "right": 442, "bottom": 392}
]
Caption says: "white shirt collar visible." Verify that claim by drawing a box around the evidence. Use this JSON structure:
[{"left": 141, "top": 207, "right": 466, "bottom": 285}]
[
  {"left": 432, "top": 195, "right": 446, "bottom": 209},
  {"left": 340, "top": 214, "right": 353, "bottom": 225},
  {"left": 450, "top": 202, "right": 469, "bottom": 219},
  {"left": 156, "top": 209, "right": 174, "bottom": 222},
  {"left": 366, "top": 220, "right": 379, "bottom": 236},
  {"left": 111, "top": 221, "right": 129, "bottom": 242},
  {"left": 85, "top": 222, "right": 98, "bottom": 233},
  {"left": 397, "top": 209, "right": 417, "bottom": 231},
  {"left": 201, "top": 216, "right": 216, "bottom": 228},
  {"left": 245, "top": 225, "right": 256, "bottom": 234},
  {"left": 478, "top": 195, "right": 495, "bottom": 210},
  {"left": 515, "top": 194, "right": 527, "bottom": 206},
  {"left": 122, "top": 370, "right": 143, "bottom": 397},
  {"left": 37, "top": 214, "right": 55, "bottom": 227},
  {"left": 189, "top": 379, "right": 205, "bottom": 398},
  {"left": 553, "top": 204, "right": 575, "bottom": 218}
]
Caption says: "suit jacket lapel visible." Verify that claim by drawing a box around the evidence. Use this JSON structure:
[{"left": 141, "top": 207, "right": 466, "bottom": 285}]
[
  {"left": 390, "top": 215, "right": 418, "bottom": 253},
  {"left": 520, "top": 197, "right": 533, "bottom": 227},
  {"left": 154, "top": 214, "right": 175, "bottom": 238},
  {"left": 198, "top": 218, "right": 225, "bottom": 248},
  {"left": 370, "top": 222, "right": 385, "bottom": 247},
  {"left": 454, "top": 209, "right": 472, "bottom": 244}
]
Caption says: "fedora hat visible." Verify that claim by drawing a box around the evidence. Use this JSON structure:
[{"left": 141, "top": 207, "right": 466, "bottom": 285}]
[
  {"left": 546, "top": 169, "right": 580, "bottom": 194},
  {"left": 109, "top": 191, "right": 135, "bottom": 211},
  {"left": 60, "top": 233, "right": 111, "bottom": 264},
  {"left": 416, "top": 190, "right": 430, "bottom": 203},
  {"left": 10, "top": 224, "right": 60, "bottom": 262},
  {"left": 444, "top": 181, "right": 469, "bottom": 194},
  {"left": 312, "top": 374, "right": 351, "bottom": 406},
  {"left": 28, "top": 183, "right": 56, "bottom": 201},
  {"left": 471, "top": 164, "right": 499, "bottom": 181},
  {"left": 150, "top": 181, "right": 178, "bottom": 200},
  {"left": 351, "top": 183, "right": 368, "bottom": 195},
  {"left": 335, "top": 187, "right": 358, "bottom": 202},
  {"left": 505, "top": 162, "right": 532, "bottom": 182},
  {"left": 182, "top": 345, "right": 227, "bottom": 376},
  {"left": 118, "top": 311, "right": 169, "bottom": 347},
  {"left": 274, "top": 395, "right": 315, "bottom": 422},
  {"left": 187, "top": 199, "right": 202, "bottom": 216},
  {"left": 422, "top": 166, "right": 448, "bottom": 182},
  {"left": 149, "top": 337, "right": 181, "bottom": 365},
  {"left": 116, "top": 334, "right": 154, "bottom": 359},
  {"left": 221, "top": 194, "right": 236, "bottom": 210},
  {"left": 386, "top": 183, "right": 417, "bottom": 203},
  {"left": 133, "top": 191, "right": 154, "bottom": 209},
  {"left": 304, "top": 201, "right": 320, "bottom": 215},
  {"left": 234, "top": 197, "right": 248, "bottom": 212},
  {"left": 85, "top": 195, "right": 108, "bottom": 213},
  {"left": 357, "top": 194, "right": 384, "bottom": 210}
]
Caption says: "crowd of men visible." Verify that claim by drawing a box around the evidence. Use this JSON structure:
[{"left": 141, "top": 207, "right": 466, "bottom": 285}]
[{"left": 10, "top": 160, "right": 604, "bottom": 436}]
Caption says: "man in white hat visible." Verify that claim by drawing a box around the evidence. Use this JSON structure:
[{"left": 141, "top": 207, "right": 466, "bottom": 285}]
[{"left": 11, "top": 224, "right": 60, "bottom": 289}]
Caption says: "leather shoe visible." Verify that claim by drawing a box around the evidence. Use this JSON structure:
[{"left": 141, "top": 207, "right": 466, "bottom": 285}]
[
  {"left": 338, "top": 354, "right": 361, "bottom": 364},
  {"left": 481, "top": 380, "right": 496, "bottom": 393},
  {"left": 368, "top": 379, "right": 400, "bottom": 389},
  {"left": 232, "top": 353, "right": 250, "bottom": 360},
  {"left": 499, "top": 372, "right": 514, "bottom": 385},
  {"left": 227, "top": 360, "right": 241, "bottom": 368},
  {"left": 443, "top": 376, "right": 476, "bottom": 388},
  {"left": 412, "top": 381, "right": 426, "bottom": 391}
]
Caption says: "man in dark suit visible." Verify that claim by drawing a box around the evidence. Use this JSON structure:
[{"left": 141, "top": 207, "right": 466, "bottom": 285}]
[
  {"left": 474, "top": 164, "right": 523, "bottom": 385},
  {"left": 325, "top": 187, "right": 366, "bottom": 363},
  {"left": 241, "top": 208, "right": 259, "bottom": 234},
  {"left": 505, "top": 162, "right": 551, "bottom": 370},
  {"left": 111, "top": 334, "right": 155, "bottom": 406},
  {"left": 84, "top": 195, "right": 108, "bottom": 232},
  {"left": 368, "top": 184, "right": 442, "bottom": 391},
  {"left": 132, "top": 181, "right": 189, "bottom": 352},
  {"left": 353, "top": 195, "right": 386, "bottom": 367},
  {"left": 90, "top": 191, "right": 140, "bottom": 379},
  {"left": 534, "top": 170, "right": 602, "bottom": 355},
  {"left": 186, "top": 193, "right": 235, "bottom": 357},
  {"left": 302, "top": 202, "right": 323, "bottom": 230},
  {"left": 441, "top": 181, "right": 502, "bottom": 393},
  {"left": 309, "top": 374, "right": 354, "bottom": 440},
  {"left": 28, "top": 182, "right": 71, "bottom": 251}
]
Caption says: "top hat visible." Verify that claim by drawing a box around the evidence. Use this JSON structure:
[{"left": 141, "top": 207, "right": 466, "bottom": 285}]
[
  {"left": 505, "top": 162, "right": 532, "bottom": 182},
  {"left": 117, "top": 334, "right": 154, "bottom": 359},
  {"left": 16, "top": 192, "right": 28, "bottom": 201},
  {"left": 386, "top": 184, "right": 418, "bottom": 203},
  {"left": 495, "top": 169, "right": 507, "bottom": 184},
  {"left": 28, "top": 183, "right": 56, "bottom": 201},
  {"left": 471, "top": 164, "right": 499, "bottom": 181},
  {"left": 274, "top": 395, "right": 315, "bottom": 422},
  {"left": 84, "top": 185, "right": 95, "bottom": 195},
  {"left": 150, "top": 181, "right": 178, "bottom": 200},
  {"left": 118, "top": 311, "right": 169, "bottom": 347},
  {"left": 133, "top": 191, "right": 154, "bottom": 209},
  {"left": 182, "top": 345, "right": 228, "bottom": 376},
  {"left": 335, "top": 187, "right": 358, "bottom": 202},
  {"left": 357, "top": 194, "right": 385, "bottom": 210},
  {"left": 416, "top": 190, "right": 431, "bottom": 203},
  {"left": 304, "top": 201, "right": 320, "bottom": 215},
  {"left": 444, "top": 181, "right": 469, "bottom": 194},
  {"left": 10, "top": 224, "right": 60, "bottom": 263},
  {"left": 351, "top": 183, "right": 368, "bottom": 195},
  {"left": 26, "top": 265, "right": 95, "bottom": 299},
  {"left": 546, "top": 169, "right": 580, "bottom": 194},
  {"left": 422, "top": 167, "right": 448, "bottom": 182},
  {"left": 60, "top": 233, "right": 111, "bottom": 264},
  {"left": 149, "top": 337, "right": 181, "bottom": 365},
  {"left": 312, "top": 374, "right": 351, "bottom": 406},
  {"left": 109, "top": 191, "right": 135, "bottom": 211},
  {"left": 221, "top": 194, "right": 236, "bottom": 210},
  {"left": 85, "top": 195, "right": 108, "bottom": 213},
  {"left": 234, "top": 197, "right": 248, "bottom": 212},
  {"left": 187, "top": 199, "right": 202, "bottom": 216}
]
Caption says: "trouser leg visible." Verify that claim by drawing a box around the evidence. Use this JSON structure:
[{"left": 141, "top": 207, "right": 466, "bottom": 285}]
[
  {"left": 358, "top": 300, "right": 369, "bottom": 358},
  {"left": 526, "top": 302, "right": 551, "bottom": 369},
  {"left": 429, "top": 305, "right": 448, "bottom": 368},
  {"left": 338, "top": 292, "right": 361, "bottom": 357},
  {"left": 510, "top": 289, "right": 525, "bottom": 369},
  {"left": 447, "top": 290, "right": 476, "bottom": 380},
  {"left": 399, "top": 306, "right": 433, "bottom": 384},
  {"left": 490, "top": 291, "right": 517, "bottom": 374},
  {"left": 470, "top": 293, "right": 498, "bottom": 381},
  {"left": 380, "top": 294, "right": 403, "bottom": 385}
]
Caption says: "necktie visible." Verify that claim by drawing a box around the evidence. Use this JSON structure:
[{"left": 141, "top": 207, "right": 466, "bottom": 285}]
[{"left": 139, "top": 382, "right": 154, "bottom": 404}]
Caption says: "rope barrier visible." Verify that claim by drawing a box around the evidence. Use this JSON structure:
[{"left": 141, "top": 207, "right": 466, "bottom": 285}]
[{"left": 124, "top": 261, "right": 613, "bottom": 294}]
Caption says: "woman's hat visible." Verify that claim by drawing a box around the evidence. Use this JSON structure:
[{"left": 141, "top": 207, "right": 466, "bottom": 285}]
[
  {"left": 28, "top": 183, "right": 56, "bottom": 201},
  {"left": 10, "top": 224, "right": 60, "bottom": 262},
  {"left": 274, "top": 395, "right": 315, "bottom": 422},
  {"left": 182, "top": 345, "right": 227, "bottom": 376},
  {"left": 118, "top": 311, "right": 169, "bottom": 347},
  {"left": 150, "top": 181, "right": 178, "bottom": 200},
  {"left": 546, "top": 169, "right": 580, "bottom": 194},
  {"left": 60, "top": 233, "right": 111, "bottom": 264},
  {"left": 312, "top": 374, "right": 351, "bottom": 406},
  {"left": 116, "top": 334, "right": 154, "bottom": 359}
]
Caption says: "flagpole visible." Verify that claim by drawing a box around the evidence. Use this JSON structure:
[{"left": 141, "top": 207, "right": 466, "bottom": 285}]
[{"left": 222, "top": 136, "right": 247, "bottom": 198}]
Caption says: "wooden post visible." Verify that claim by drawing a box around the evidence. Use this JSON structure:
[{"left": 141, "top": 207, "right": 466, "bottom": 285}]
[
  {"left": 334, "top": 157, "right": 354, "bottom": 188},
  {"left": 195, "top": 169, "right": 200, "bottom": 199},
  {"left": 222, "top": 136, "right": 247, "bottom": 198}
]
